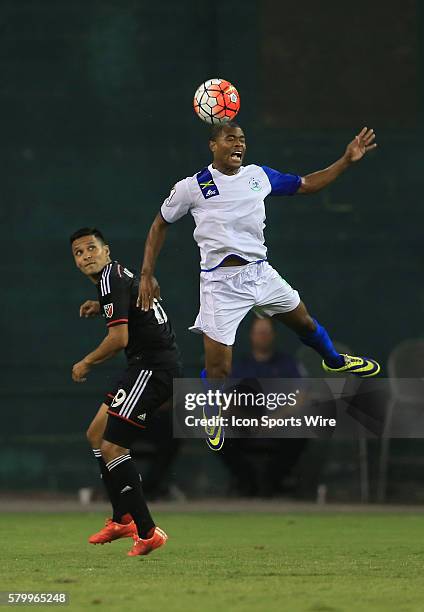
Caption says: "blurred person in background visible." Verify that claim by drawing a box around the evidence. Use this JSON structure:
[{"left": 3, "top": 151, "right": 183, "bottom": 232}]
[
  {"left": 232, "top": 316, "right": 307, "bottom": 379},
  {"left": 221, "top": 316, "right": 307, "bottom": 497}
]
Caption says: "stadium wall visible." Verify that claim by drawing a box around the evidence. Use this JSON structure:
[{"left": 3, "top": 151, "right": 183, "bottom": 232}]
[{"left": 1, "top": 0, "right": 422, "bottom": 496}]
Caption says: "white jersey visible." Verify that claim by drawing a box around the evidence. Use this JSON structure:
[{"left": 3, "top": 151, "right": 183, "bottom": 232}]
[{"left": 160, "top": 163, "right": 301, "bottom": 271}]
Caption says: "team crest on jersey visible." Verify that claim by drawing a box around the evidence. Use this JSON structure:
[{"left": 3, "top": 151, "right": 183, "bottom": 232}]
[
  {"left": 103, "top": 303, "right": 113, "bottom": 318},
  {"left": 249, "top": 177, "right": 263, "bottom": 191}
]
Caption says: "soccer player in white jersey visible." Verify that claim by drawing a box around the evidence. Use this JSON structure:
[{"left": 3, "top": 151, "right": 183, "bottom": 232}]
[{"left": 137, "top": 121, "right": 379, "bottom": 450}]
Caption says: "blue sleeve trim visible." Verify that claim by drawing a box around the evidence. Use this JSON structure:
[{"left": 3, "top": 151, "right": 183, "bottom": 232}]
[{"left": 262, "top": 166, "right": 301, "bottom": 196}]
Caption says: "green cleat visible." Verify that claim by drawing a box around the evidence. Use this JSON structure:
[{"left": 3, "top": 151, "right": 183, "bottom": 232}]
[
  {"left": 203, "top": 404, "right": 225, "bottom": 451},
  {"left": 205, "top": 425, "right": 225, "bottom": 451},
  {"left": 322, "top": 354, "right": 380, "bottom": 377}
]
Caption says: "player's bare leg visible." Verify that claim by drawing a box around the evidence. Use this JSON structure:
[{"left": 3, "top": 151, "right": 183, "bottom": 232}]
[
  {"left": 86, "top": 405, "right": 136, "bottom": 544},
  {"left": 203, "top": 334, "right": 233, "bottom": 378},
  {"left": 86, "top": 403, "right": 109, "bottom": 449},
  {"left": 272, "top": 301, "right": 316, "bottom": 335},
  {"left": 101, "top": 440, "right": 129, "bottom": 464},
  {"left": 273, "top": 302, "right": 380, "bottom": 377}
]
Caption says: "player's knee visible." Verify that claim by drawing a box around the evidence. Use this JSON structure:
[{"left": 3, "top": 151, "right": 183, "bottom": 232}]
[{"left": 86, "top": 425, "right": 101, "bottom": 449}]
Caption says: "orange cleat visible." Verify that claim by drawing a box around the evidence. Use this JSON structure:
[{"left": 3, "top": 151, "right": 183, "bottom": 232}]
[
  {"left": 88, "top": 518, "right": 137, "bottom": 545},
  {"left": 127, "top": 527, "right": 168, "bottom": 557}
]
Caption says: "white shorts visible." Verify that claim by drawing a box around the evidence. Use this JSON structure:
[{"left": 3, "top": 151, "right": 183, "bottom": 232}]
[{"left": 189, "top": 261, "right": 301, "bottom": 346}]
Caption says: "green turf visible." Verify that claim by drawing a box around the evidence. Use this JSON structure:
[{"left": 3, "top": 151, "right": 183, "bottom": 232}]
[{"left": 1, "top": 512, "right": 424, "bottom": 611}]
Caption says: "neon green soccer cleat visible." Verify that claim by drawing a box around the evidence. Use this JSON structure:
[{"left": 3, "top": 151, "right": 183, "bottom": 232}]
[
  {"left": 205, "top": 424, "right": 225, "bottom": 452},
  {"left": 203, "top": 404, "right": 225, "bottom": 451},
  {"left": 322, "top": 354, "right": 380, "bottom": 377}
]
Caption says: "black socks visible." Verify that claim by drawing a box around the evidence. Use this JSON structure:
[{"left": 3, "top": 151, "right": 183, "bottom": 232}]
[
  {"left": 106, "top": 453, "right": 155, "bottom": 539},
  {"left": 92, "top": 449, "right": 123, "bottom": 523}
]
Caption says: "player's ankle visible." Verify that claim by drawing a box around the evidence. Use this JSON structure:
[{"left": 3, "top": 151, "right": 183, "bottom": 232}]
[
  {"left": 139, "top": 526, "right": 155, "bottom": 540},
  {"left": 324, "top": 354, "right": 344, "bottom": 369},
  {"left": 120, "top": 513, "right": 133, "bottom": 525}
]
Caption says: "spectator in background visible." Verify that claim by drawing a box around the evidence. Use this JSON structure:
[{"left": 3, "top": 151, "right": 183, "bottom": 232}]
[
  {"left": 232, "top": 316, "right": 307, "bottom": 379},
  {"left": 221, "top": 316, "right": 308, "bottom": 497}
]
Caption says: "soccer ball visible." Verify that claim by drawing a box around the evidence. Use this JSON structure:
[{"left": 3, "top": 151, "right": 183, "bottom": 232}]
[{"left": 193, "top": 78, "right": 240, "bottom": 124}]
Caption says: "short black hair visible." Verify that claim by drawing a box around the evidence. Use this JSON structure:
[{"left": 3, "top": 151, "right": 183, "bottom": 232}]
[
  {"left": 209, "top": 120, "right": 242, "bottom": 141},
  {"left": 70, "top": 227, "right": 106, "bottom": 245}
]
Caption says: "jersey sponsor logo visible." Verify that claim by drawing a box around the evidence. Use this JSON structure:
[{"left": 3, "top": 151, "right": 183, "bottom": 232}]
[
  {"left": 123, "top": 267, "right": 134, "bottom": 278},
  {"left": 196, "top": 167, "right": 220, "bottom": 199},
  {"left": 249, "top": 177, "right": 263, "bottom": 191},
  {"left": 104, "top": 303, "right": 114, "bottom": 318},
  {"left": 137, "top": 413, "right": 146, "bottom": 421},
  {"left": 111, "top": 388, "right": 126, "bottom": 408}
]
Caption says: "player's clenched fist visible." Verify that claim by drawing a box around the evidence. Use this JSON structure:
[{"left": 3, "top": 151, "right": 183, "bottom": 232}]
[
  {"left": 72, "top": 359, "right": 91, "bottom": 383},
  {"left": 80, "top": 300, "right": 100, "bottom": 318}
]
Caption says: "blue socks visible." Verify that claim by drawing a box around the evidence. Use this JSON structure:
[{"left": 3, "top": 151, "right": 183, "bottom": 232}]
[{"left": 299, "top": 319, "right": 344, "bottom": 369}]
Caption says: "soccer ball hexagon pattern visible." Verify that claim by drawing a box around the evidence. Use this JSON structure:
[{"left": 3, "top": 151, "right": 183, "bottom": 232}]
[{"left": 193, "top": 78, "right": 240, "bottom": 124}]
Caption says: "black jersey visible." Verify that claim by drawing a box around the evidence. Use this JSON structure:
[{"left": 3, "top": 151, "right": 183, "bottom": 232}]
[{"left": 96, "top": 261, "right": 180, "bottom": 369}]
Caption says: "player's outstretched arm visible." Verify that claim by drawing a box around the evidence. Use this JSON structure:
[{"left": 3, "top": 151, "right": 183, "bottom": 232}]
[
  {"left": 298, "top": 127, "right": 377, "bottom": 194},
  {"left": 72, "top": 325, "right": 128, "bottom": 382},
  {"left": 137, "top": 213, "right": 169, "bottom": 311}
]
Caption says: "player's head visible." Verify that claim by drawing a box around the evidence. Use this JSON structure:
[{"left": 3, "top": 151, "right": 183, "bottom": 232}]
[
  {"left": 250, "top": 316, "right": 276, "bottom": 353},
  {"left": 70, "top": 228, "right": 111, "bottom": 279},
  {"left": 209, "top": 121, "right": 246, "bottom": 172}
]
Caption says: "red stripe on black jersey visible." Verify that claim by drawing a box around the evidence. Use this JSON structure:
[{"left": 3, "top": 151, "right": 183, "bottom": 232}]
[
  {"left": 107, "top": 409, "right": 147, "bottom": 429},
  {"left": 107, "top": 318, "right": 129, "bottom": 327}
]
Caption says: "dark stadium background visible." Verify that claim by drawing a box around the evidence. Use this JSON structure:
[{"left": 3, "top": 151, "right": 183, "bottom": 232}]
[{"left": 1, "top": 0, "right": 422, "bottom": 500}]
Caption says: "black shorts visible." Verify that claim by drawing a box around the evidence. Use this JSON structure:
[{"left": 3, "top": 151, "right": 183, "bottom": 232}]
[{"left": 103, "top": 363, "right": 181, "bottom": 448}]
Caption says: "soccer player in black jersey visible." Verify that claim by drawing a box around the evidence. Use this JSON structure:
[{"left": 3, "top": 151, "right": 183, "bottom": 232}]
[{"left": 70, "top": 228, "right": 181, "bottom": 557}]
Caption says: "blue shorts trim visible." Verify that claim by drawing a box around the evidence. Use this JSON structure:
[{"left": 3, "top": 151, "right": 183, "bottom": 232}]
[{"left": 201, "top": 257, "right": 267, "bottom": 273}]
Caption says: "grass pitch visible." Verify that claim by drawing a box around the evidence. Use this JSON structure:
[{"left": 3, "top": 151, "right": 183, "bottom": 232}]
[{"left": 1, "top": 512, "right": 424, "bottom": 611}]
